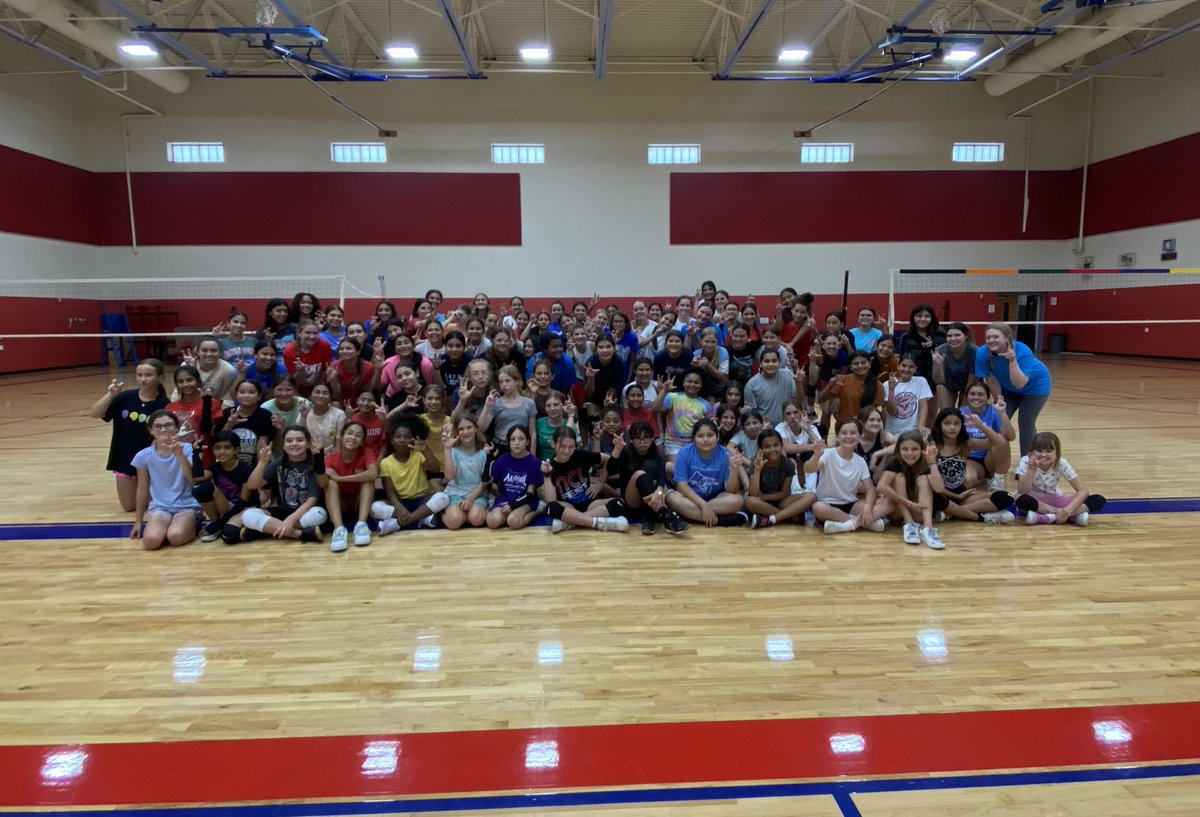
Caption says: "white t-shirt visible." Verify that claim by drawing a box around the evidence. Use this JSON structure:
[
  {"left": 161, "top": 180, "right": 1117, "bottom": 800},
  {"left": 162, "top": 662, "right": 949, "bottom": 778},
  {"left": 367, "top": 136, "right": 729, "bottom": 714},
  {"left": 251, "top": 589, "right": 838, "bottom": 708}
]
[
  {"left": 621, "top": 381, "right": 658, "bottom": 407},
  {"left": 1016, "top": 456, "right": 1077, "bottom": 496},
  {"left": 775, "top": 421, "right": 821, "bottom": 450},
  {"left": 884, "top": 377, "right": 933, "bottom": 435},
  {"left": 815, "top": 448, "right": 870, "bottom": 505},
  {"left": 634, "top": 320, "right": 659, "bottom": 359}
]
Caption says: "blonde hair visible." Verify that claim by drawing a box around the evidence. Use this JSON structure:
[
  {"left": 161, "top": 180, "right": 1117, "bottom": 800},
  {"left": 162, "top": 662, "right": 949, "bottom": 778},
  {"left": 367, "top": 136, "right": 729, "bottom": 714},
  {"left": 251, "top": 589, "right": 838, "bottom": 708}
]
[
  {"left": 497, "top": 364, "right": 524, "bottom": 388},
  {"left": 466, "top": 358, "right": 495, "bottom": 390},
  {"left": 453, "top": 415, "right": 486, "bottom": 449}
]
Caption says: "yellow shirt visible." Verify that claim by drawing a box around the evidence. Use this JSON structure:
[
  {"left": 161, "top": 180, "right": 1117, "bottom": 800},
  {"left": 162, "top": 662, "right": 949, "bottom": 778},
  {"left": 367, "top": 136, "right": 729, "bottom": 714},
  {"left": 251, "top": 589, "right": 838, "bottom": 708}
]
[
  {"left": 379, "top": 451, "right": 429, "bottom": 499},
  {"left": 420, "top": 414, "right": 448, "bottom": 474}
]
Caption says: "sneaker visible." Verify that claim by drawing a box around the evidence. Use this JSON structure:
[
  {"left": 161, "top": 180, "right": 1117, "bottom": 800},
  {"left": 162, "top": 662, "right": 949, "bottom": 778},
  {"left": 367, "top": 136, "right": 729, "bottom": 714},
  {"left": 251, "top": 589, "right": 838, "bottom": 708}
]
[
  {"left": 823, "top": 518, "right": 859, "bottom": 534},
  {"left": 641, "top": 516, "right": 656, "bottom": 536},
  {"left": 595, "top": 516, "right": 629, "bottom": 532},
  {"left": 902, "top": 523, "right": 920, "bottom": 545},
  {"left": 662, "top": 511, "right": 689, "bottom": 535},
  {"left": 981, "top": 510, "right": 1016, "bottom": 525},
  {"left": 752, "top": 514, "right": 773, "bottom": 529},
  {"left": 865, "top": 518, "right": 886, "bottom": 533},
  {"left": 200, "top": 520, "right": 222, "bottom": 543},
  {"left": 1025, "top": 512, "right": 1052, "bottom": 525},
  {"left": 417, "top": 515, "right": 437, "bottom": 529},
  {"left": 920, "top": 526, "right": 945, "bottom": 550},
  {"left": 353, "top": 521, "right": 371, "bottom": 546},
  {"left": 934, "top": 510, "right": 946, "bottom": 523},
  {"left": 377, "top": 518, "right": 400, "bottom": 536},
  {"left": 716, "top": 511, "right": 749, "bottom": 528},
  {"left": 299, "top": 527, "right": 322, "bottom": 543},
  {"left": 988, "top": 473, "right": 1006, "bottom": 492},
  {"left": 330, "top": 526, "right": 348, "bottom": 553},
  {"left": 551, "top": 518, "right": 574, "bottom": 534},
  {"left": 805, "top": 510, "right": 817, "bottom": 527},
  {"left": 1071, "top": 511, "right": 1089, "bottom": 528}
]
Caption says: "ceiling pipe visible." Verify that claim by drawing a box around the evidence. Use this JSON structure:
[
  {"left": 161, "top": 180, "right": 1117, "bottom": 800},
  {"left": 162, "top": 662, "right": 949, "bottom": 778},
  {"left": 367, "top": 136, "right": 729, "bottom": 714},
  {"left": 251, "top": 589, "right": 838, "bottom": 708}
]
[
  {"left": 956, "top": 3, "right": 1085, "bottom": 79},
  {"left": 98, "top": 0, "right": 226, "bottom": 76},
  {"left": 3, "top": 0, "right": 189, "bottom": 93},
  {"left": 984, "top": 0, "right": 1200, "bottom": 95}
]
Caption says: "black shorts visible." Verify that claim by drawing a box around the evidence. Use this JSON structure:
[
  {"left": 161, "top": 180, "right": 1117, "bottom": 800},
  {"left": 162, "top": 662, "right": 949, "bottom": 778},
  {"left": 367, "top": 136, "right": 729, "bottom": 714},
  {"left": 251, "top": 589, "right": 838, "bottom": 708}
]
[{"left": 827, "top": 501, "right": 856, "bottom": 514}]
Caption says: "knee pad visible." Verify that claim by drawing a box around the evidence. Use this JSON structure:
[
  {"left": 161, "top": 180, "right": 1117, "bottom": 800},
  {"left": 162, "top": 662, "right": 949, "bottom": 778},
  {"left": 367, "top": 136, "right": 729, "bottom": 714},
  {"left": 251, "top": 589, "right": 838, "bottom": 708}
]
[
  {"left": 241, "top": 508, "right": 271, "bottom": 532},
  {"left": 191, "top": 481, "right": 215, "bottom": 503},
  {"left": 546, "top": 502, "right": 566, "bottom": 520},
  {"left": 1085, "top": 495, "right": 1107, "bottom": 513},
  {"left": 370, "top": 501, "right": 395, "bottom": 520},
  {"left": 604, "top": 498, "right": 626, "bottom": 517},
  {"left": 933, "top": 494, "right": 950, "bottom": 512},
  {"left": 1015, "top": 494, "right": 1039, "bottom": 513},
  {"left": 426, "top": 491, "right": 450, "bottom": 514},
  {"left": 990, "top": 491, "right": 1014, "bottom": 510},
  {"left": 635, "top": 473, "right": 657, "bottom": 497},
  {"left": 299, "top": 507, "right": 328, "bottom": 529},
  {"left": 220, "top": 524, "right": 243, "bottom": 545}
]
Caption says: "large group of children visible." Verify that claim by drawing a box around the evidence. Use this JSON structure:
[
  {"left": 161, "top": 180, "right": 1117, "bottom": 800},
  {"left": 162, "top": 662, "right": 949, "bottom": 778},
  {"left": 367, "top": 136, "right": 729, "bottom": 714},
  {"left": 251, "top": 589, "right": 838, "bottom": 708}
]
[{"left": 91, "top": 282, "right": 1104, "bottom": 553}]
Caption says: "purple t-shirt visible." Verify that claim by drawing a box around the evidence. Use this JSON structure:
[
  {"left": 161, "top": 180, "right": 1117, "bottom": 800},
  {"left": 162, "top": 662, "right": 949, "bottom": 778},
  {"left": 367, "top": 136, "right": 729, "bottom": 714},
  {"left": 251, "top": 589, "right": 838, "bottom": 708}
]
[{"left": 490, "top": 452, "right": 544, "bottom": 505}]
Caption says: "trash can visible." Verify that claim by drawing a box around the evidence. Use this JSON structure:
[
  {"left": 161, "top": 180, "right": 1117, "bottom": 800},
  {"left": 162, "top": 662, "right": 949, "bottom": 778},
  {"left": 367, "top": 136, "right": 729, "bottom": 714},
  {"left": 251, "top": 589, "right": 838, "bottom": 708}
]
[{"left": 1048, "top": 333, "right": 1066, "bottom": 354}]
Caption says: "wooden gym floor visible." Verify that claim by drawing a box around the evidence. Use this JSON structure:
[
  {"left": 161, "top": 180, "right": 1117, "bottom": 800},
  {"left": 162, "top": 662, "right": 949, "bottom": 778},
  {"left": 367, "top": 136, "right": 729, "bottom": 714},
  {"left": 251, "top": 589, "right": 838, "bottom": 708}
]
[{"left": 1, "top": 354, "right": 1199, "bottom": 816}]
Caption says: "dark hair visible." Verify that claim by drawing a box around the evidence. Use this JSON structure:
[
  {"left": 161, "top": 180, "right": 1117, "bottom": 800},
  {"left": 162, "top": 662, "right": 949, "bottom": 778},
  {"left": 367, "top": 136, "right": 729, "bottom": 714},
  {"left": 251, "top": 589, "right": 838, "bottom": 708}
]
[
  {"left": 966, "top": 379, "right": 992, "bottom": 398},
  {"left": 628, "top": 420, "right": 656, "bottom": 441},
  {"left": 825, "top": 310, "right": 845, "bottom": 323},
  {"left": 931, "top": 406, "right": 970, "bottom": 458},
  {"left": 146, "top": 408, "right": 178, "bottom": 429},
  {"left": 797, "top": 291, "right": 815, "bottom": 308},
  {"left": 909, "top": 303, "right": 941, "bottom": 336},
  {"left": 275, "top": 375, "right": 298, "bottom": 389},
  {"left": 228, "top": 309, "right": 248, "bottom": 322},
  {"left": 289, "top": 292, "right": 321, "bottom": 323},
  {"left": 743, "top": 409, "right": 764, "bottom": 424},
  {"left": 756, "top": 427, "right": 783, "bottom": 447},
  {"left": 595, "top": 334, "right": 615, "bottom": 348},
  {"left": 834, "top": 417, "right": 863, "bottom": 435},
  {"left": 389, "top": 413, "right": 430, "bottom": 440},
  {"left": 505, "top": 424, "right": 531, "bottom": 447},
  {"left": 552, "top": 424, "right": 578, "bottom": 443},
  {"left": 443, "top": 331, "right": 467, "bottom": 352},
  {"left": 174, "top": 364, "right": 201, "bottom": 385},
  {"left": 664, "top": 329, "right": 686, "bottom": 349},
  {"left": 890, "top": 429, "right": 931, "bottom": 501},
  {"left": 236, "top": 378, "right": 263, "bottom": 396},
  {"left": 691, "top": 418, "right": 719, "bottom": 440},
  {"left": 423, "top": 289, "right": 443, "bottom": 302},
  {"left": 338, "top": 336, "right": 363, "bottom": 353},
  {"left": 196, "top": 335, "right": 221, "bottom": 350},
  {"left": 211, "top": 430, "right": 238, "bottom": 448},
  {"left": 339, "top": 420, "right": 368, "bottom": 444},
  {"left": 848, "top": 350, "right": 879, "bottom": 405},
  {"left": 945, "top": 321, "right": 972, "bottom": 342},
  {"left": 262, "top": 297, "right": 290, "bottom": 330},
  {"left": 410, "top": 298, "right": 431, "bottom": 318}
]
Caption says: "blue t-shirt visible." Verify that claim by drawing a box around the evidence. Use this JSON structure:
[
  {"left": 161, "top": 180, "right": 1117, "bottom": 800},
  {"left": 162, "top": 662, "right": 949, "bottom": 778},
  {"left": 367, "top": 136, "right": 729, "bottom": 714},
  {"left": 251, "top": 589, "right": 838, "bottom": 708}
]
[
  {"left": 526, "top": 354, "right": 577, "bottom": 393},
  {"left": 850, "top": 327, "right": 883, "bottom": 352},
  {"left": 131, "top": 443, "right": 200, "bottom": 514},
  {"left": 962, "top": 404, "right": 1003, "bottom": 462},
  {"left": 674, "top": 444, "right": 730, "bottom": 500},
  {"left": 491, "top": 453, "right": 544, "bottom": 505},
  {"left": 243, "top": 360, "right": 288, "bottom": 395},
  {"left": 974, "top": 342, "right": 1051, "bottom": 396}
]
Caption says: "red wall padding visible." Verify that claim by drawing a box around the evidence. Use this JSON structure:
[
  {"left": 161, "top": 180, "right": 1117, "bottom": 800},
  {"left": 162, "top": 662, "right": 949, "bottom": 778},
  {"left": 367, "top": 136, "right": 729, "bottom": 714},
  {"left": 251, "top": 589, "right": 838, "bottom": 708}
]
[
  {"left": 669, "top": 169, "right": 1081, "bottom": 244},
  {"left": 0, "top": 146, "right": 103, "bottom": 244},
  {"left": 1084, "top": 132, "right": 1200, "bottom": 236},
  {"left": 1043, "top": 282, "right": 1200, "bottom": 356}
]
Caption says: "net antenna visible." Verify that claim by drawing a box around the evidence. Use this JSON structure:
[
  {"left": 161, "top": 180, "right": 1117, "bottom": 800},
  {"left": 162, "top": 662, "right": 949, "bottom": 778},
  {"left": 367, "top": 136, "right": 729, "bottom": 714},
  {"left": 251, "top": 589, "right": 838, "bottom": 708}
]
[
  {"left": 378, "top": 275, "right": 387, "bottom": 300},
  {"left": 255, "top": 0, "right": 280, "bottom": 27}
]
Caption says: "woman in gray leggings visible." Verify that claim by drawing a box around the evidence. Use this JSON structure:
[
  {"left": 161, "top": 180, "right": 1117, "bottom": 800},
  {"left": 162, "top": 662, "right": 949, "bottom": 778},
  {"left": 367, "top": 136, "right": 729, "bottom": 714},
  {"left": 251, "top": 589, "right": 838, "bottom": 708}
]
[{"left": 972, "top": 322, "right": 1052, "bottom": 457}]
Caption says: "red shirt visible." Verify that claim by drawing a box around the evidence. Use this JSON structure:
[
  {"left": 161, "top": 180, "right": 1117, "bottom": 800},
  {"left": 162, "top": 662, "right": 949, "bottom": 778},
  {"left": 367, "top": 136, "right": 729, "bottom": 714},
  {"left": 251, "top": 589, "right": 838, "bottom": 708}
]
[
  {"left": 352, "top": 411, "right": 386, "bottom": 460},
  {"left": 166, "top": 396, "right": 223, "bottom": 462},
  {"left": 283, "top": 340, "right": 334, "bottom": 394},
  {"left": 325, "top": 447, "right": 377, "bottom": 500},
  {"left": 622, "top": 406, "right": 660, "bottom": 438},
  {"left": 331, "top": 359, "right": 376, "bottom": 408}
]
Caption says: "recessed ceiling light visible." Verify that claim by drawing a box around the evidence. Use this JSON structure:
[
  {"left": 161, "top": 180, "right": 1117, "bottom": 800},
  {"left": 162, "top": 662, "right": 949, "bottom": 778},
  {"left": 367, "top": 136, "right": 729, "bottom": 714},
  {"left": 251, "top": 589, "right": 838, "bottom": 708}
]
[
  {"left": 944, "top": 48, "right": 977, "bottom": 63},
  {"left": 520, "top": 46, "right": 550, "bottom": 61},
  {"left": 386, "top": 46, "right": 418, "bottom": 60},
  {"left": 119, "top": 42, "right": 157, "bottom": 57},
  {"left": 779, "top": 48, "right": 810, "bottom": 62}
]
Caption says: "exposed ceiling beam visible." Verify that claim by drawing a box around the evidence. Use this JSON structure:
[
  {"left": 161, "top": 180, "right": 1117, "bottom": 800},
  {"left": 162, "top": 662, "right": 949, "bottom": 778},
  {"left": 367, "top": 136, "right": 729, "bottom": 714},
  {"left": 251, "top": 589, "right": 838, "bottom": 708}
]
[
  {"left": 338, "top": 1, "right": 386, "bottom": 61},
  {"left": 548, "top": 0, "right": 597, "bottom": 21},
  {"left": 434, "top": 0, "right": 483, "bottom": 77},
  {"left": 464, "top": 0, "right": 495, "bottom": 61},
  {"left": 694, "top": 1, "right": 731, "bottom": 61},
  {"left": 594, "top": 0, "right": 613, "bottom": 78},
  {"left": 714, "top": 0, "right": 776, "bottom": 78}
]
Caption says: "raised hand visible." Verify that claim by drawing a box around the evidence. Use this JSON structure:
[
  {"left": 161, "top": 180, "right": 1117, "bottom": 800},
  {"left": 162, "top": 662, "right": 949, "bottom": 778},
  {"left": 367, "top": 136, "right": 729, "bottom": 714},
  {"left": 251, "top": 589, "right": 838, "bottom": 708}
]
[
  {"left": 664, "top": 375, "right": 676, "bottom": 393},
  {"left": 310, "top": 437, "right": 324, "bottom": 455},
  {"left": 271, "top": 414, "right": 284, "bottom": 431},
  {"left": 604, "top": 389, "right": 618, "bottom": 408},
  {"left": 182, "top": 348, "right": 197, "bottom": 367},
  {"left": 809, "top": 343, "right": 823, "bottom": 363},
  {"left": 964, "top": 413, "right": 983, "bottom": 429},
  {"left": 107, "top": 378, "right": 125, "bottom": 396},
  {"left": 237, "top": 359, "right": 249, "bottom": 374},
  {"left": 932, "top": 350, "right": 945, "bottom": 366},
  {"left": 484, "top": 390, "right": 498, "bottom": 408},
  {"left": 300, "top": 404, "right": 310, "bottom": 424},
  {"left": 924, "top": 441, "right": 939, "bottom": 463},
  {"left": 584, "top": 363, "right": 598, "bottom": 380},
  {"left": 257, "top": 439, "right": 273, "bottom": 462},
  {"left": 1003, "top": 346, "right": 1017, "bottom": 362},
  {"left": 212, "top": 321, "right": 229, "bottom": 337},
  {"left": 811, "top": 439, "right": 826, "bottom": 459},
  {"left": 442, "top": 422, "right": 454, "bottom": 447},
  {"left": 541, "top": 459, "right": 553, "bottom": 475},
  {"left": 202, "top": 381, "right": 214, "bottom": 398},
  {"left": 994, "top": 394, "right": 1007, "bottom": 412}
]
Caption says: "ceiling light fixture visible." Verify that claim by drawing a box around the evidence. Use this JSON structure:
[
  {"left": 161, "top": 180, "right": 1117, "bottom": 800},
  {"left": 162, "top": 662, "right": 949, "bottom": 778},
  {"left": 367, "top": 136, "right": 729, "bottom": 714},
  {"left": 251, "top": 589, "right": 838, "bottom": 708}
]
[
  {"left": 386, "top": 46, "right": 418, "bottom": 60},
  {"left": 119, "top": 42, "right": 158, "bottom": 57},
  {"left": 779, "top": 48, "right": 810, "bottom": 62},
  {"left": 944, "top": 48, "right": 978, "bottom": 63},
  {"left": 520, "top": 46, "right": 550, "bottom": 61}
]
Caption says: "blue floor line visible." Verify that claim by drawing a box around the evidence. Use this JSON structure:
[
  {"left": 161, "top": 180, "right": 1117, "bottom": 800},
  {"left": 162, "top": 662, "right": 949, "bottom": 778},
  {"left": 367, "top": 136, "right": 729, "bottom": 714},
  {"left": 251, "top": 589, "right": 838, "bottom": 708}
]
[
  {"left": 5, "top": 762, "right": 1200, "bottom": 817},
  {"left": 2, "top": 497, "right": 1198, "bottom": 541}
]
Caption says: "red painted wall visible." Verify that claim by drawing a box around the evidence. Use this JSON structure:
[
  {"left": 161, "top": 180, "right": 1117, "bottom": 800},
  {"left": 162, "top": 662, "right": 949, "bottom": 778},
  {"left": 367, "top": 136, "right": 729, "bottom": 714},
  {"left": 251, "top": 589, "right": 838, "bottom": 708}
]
[
  {"left": 1084, "top": 132, "right": 1200, "bottom": 236},
  {"left": 0, "top": 298, "right": 100, "bottom": 374},
  {"left": 0, "top": 146, "right": 103, "bottom": 244},
  {"left": 1043, "top": 282, "right": 1200, "bottom": 357},
  {"left": 669, "top": 169, "right": 1082, "bottom": 244}
]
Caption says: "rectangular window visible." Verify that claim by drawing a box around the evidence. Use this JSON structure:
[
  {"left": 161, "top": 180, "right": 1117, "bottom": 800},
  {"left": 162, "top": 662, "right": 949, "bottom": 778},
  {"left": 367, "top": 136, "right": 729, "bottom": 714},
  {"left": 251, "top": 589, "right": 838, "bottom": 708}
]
[
  {"left": 648, "top": 144, "right": 700, "bottom": 165},
  {"left": 331, "top": 142, "right": 387, "bottom": 163},
  {"left": 491, "top": 143, "right": 545, "bottom": 164},
  {"left": 167, "top": 142, "right": 225, "bottom": 163},
  {"left": 800, "top": 142, "right": 854, "bottom": 164},
  {"left": 952, "top": 142, "right": 1005, "bottom": 163}
]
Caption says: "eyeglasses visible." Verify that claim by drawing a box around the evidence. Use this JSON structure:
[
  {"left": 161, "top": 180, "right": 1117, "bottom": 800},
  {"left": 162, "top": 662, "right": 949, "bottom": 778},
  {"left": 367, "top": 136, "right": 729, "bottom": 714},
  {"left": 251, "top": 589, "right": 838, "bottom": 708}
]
[{"left": 150, "top": 423, "right": 177, "bottom": 430}]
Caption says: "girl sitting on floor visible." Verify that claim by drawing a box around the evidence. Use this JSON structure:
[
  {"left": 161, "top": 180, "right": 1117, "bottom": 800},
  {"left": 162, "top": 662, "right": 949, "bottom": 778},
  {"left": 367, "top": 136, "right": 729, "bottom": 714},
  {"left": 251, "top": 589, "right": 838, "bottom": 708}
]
[
  {"left": 130, "top": 409, "right": 201, "bottom": 550},
  {"left": 1016, "top": 432, "right": 1107, "bottom": 527}
]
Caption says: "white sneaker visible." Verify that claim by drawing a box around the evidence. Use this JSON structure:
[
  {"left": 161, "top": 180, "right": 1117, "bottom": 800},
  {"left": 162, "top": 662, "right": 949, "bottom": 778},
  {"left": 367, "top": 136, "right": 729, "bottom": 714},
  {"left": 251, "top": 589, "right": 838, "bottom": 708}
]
[
  {"left": 920, "top": 526, "right": 945, "bottom": 549},
  {"left": 1072, "top": 511, "right": 1089, "bottom": 528},
  {"left": 595, "top": 516, "right": 629, "bottom": 532},
  {"left": 376, "top": 518, "right": 400, "bottom": 536},
  {"left": 902, "top": 523, "right": 920, "bottom": 545},
  {"left": 865, "top": 518, "right": 886, "bottom": 533},
  {"left": 988, "top": 473, "right": 1006, "bottom": 492},
  {"left": 934, "top": 510, "right": 946, "bottom": 523},
  {"left": 551, "top": 519, "right": 574, "bottom": 534},
  {"left": 417, "top": 514, "right": 436, "bottom": 529},
  {"left": 353, "top": 521, "right": 371, "bottom": 546},
  {"left": 981, "top": 510, "right": 1015, "bottom": 525},
  {"left": 823, "top": 518, "right": 858, "bottom": 534},
  {"left": 805, "top": 510, "right": 816, "bottom": 527},
  {"left": 330, "top": 526, "right": 348, "bottom": 553}
]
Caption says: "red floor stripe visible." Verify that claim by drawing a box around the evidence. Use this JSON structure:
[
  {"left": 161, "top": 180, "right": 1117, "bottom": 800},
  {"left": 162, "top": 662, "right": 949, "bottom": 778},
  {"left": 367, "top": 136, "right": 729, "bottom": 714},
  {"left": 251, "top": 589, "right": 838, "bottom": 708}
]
[{"left": 3, "top": 701, "right": 1199, "bottom": 808}]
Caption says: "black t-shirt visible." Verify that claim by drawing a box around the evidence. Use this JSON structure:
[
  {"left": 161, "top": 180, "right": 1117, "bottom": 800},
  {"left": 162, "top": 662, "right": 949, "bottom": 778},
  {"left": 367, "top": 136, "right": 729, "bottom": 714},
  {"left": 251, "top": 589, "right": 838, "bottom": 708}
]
[
  {"left": 485, "top": 348, "right": 527, "bottom": 379},
  {"left": 104, "top": 389, "right": 170, "bottom": 475},
  {"left": 211, "top": 459, "right": 253, "bottom": 503},
  {"left": 547, "top": 450, "right": 602, "bottom": 506},
  {"left": 586, "top": 354, "right": 627, "bottom": 406},
  {"left": 856, "top": 434, "right": 886, "bottom": 468},
  {"left": 219, "top": 407, "right": 275, "bottom": 465},
  {"left": 726, "top": 340, "right": 760, "bottom": 386},
  {"left": 440, "top": 356, "right": 470, "bottom": 398},
  {"left": 898, "top": 329, "right": 947, "bottom": 383},
  {"left": 758, "top": 457, "right": 796, "bottom": 496},
  {"left": 616, "top": 448, "right": 665, "bottom": 491},
  {"left": 263, "top": 456, "right": 322, "bottom": 511},
  {"left": 385, "top": 388, "right": 426, "bottom": 415},
  {"left": 653, "top": 350, "right": 691, "bottom": 384}
]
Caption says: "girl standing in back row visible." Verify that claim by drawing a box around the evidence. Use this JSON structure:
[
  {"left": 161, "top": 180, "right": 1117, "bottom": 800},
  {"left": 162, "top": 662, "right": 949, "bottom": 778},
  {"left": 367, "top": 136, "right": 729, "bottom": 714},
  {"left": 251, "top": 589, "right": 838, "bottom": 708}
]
[
  {"left": 90, "top": 360, "right": 169, "bottom": 512},
  {"left": 974, "top": 321, "right": 1052, "bottom": 457}
]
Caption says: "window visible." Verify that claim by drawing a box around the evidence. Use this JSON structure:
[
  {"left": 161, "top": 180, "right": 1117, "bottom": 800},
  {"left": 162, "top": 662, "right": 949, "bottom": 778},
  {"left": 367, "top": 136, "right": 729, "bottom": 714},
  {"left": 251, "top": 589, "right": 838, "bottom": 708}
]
[
  {"left": 491, "top": 143, "right": 545, "bottom": 164},
  {"left": 648, "top": 144, "right": 700, "bottom": 165},
  {"left": 167, "top": 142, "right": 225, "bottom": 163},
  {"left": 952, "top": 142, "right": 1005, "bottom": 163},
  {"left": 331, "top": 142, "right": 387, "bottom": 163},
  {"left": 800, "top": 142, "right": 854, "bottom": 164}
]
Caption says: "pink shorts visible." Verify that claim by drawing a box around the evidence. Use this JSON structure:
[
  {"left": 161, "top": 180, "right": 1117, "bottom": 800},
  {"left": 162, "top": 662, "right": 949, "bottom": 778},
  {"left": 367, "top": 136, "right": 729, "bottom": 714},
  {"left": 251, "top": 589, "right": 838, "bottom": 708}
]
[
  {"left": 1029, "top": 491, "right": 1072, "bottom": 509},
  {"left": 113, "top": 470, "right": 137, "bottom": 480}
]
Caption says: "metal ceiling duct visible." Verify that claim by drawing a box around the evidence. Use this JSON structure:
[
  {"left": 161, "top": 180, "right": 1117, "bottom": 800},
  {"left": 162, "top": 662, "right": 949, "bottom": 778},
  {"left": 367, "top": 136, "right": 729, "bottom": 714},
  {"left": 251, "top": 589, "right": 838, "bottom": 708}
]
[
  {"left": 984, "top": 0, "right": 1200, "bottom": 95},
  {"left": 3, "top": 0, "right": 189, "bottom": 93}
]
